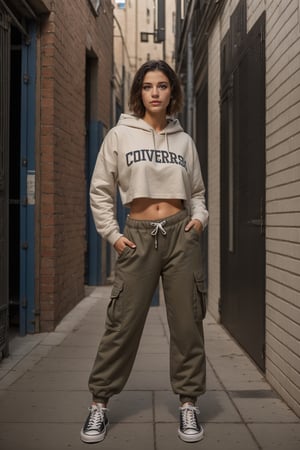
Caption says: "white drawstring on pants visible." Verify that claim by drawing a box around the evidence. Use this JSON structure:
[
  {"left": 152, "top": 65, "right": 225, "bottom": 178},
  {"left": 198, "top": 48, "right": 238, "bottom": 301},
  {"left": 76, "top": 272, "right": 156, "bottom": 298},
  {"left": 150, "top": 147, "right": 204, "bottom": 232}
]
[{"left": 150, "top": 220, "right": 167, "bottom": 249}]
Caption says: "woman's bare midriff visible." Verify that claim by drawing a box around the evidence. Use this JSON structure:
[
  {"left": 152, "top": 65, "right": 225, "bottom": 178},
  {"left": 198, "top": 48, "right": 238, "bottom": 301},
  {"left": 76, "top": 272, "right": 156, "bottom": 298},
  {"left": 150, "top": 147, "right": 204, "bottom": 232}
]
[{"left": 129, "top": 198, "right": 183, "bottom": 221}]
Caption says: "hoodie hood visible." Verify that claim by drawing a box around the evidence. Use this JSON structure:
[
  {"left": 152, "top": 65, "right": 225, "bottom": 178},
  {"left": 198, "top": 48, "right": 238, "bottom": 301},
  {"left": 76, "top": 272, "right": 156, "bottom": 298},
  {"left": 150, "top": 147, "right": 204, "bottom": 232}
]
[
  {"left": 117, "top": 113, "right": 184, "bottom": 152},
  {"left": 117, "top": 113, "right": 184, "bottom": 135}
]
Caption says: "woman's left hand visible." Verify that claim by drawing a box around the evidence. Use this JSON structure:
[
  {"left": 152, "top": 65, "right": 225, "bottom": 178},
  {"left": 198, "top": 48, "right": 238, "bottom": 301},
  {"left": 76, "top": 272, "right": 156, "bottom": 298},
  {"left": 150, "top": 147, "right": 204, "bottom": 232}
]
[{"left": 184, "top": 219, "right": 203, "bottom": 233}]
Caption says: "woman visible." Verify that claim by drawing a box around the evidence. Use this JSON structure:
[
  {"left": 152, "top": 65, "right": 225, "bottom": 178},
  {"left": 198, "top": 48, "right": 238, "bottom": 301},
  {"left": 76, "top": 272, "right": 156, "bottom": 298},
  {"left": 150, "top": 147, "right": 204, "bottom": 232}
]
[{"left": 80, "top": 60, "right": 208, "bottom": 444}]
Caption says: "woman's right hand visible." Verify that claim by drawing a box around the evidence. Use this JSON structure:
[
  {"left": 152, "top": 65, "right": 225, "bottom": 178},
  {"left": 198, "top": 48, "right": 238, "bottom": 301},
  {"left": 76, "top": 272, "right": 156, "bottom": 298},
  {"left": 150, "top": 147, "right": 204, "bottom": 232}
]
[{"left": 114, "top": 236, "right": 136, "bottom": 256}]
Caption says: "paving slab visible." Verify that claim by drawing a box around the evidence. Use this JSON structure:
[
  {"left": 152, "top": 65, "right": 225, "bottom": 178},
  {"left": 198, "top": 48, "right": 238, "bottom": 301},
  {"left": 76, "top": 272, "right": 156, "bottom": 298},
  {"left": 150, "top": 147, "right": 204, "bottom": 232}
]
[
  {"left": 132, "top": 353, "right": 170, "bottom": 371},
  {"left": 154, "top": 390, "right": 242, "bottom": 423},
  {"left": 0, "top": 423, "right": 88, "bottom": 450},
  {"left": 7, "top": 333, "right": 47, "bottom": 355},
  {"left": 230, "top": 392, "right": 300, "bottom": 423},
  {"left": 125, "top": 370, "right": 171, "bottom": 390},
  {"left": 206, "top": 361, "right": 225, "bottom": 390},
  {"left": 200, "top": 391, "right": 243, "bottom": 423},
  {"left": 0, "top": 423, "right": 155, "bottom": 450},
  {"left": 7, "top": 369, "right": 90, "bottom": 391},
  {"left": 209, "top": 354, "right": 270, "bottom": 391},
  {"left": 136, "top": 341, "right": 170, "bottom": 354},
  {"left": 59, "top": 331, "right": 102, "bottom": 347},
  {"left": 108, "top": 391, "right": 153, "bottom": 422},
  {"left": 33, "top": 356, "right": 94, "bottom": 372},
  {"left": 204, "top": 328, "right": 238, "bottom": 343},
  {"left": 39, "top": 331, "right": 69, "bottom": 346},
  {"left": 142, "top": 324, "right": 166, "bottom": 336},
  {"left": 44, "top": 345, "right": 98, "bottom": 359},
  {"left": 69, "top": 323, "right": 104, "bottom": 335},
  {"left": 98, "top": 423, "right": 155, "bottom": 450},
  {"left": 248, "top": 423, "right": 300, "bottom": 450},
  {"left": 204, "top": 336, "right": 244, "bottom": 357},
  {"left": 0, "top": 390, "right": 90, "bottom": 422},
  {"left": 139, "top": 334, "right": 169, "bottom": 346},
  {"left": 155, "top": 423, "right": 259, "bottom": 450}
]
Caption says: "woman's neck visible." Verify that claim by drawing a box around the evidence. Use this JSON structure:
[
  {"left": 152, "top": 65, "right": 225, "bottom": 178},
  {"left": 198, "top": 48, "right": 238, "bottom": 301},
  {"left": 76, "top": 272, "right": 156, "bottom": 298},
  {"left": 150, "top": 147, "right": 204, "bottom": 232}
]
[{"left": 143, "top": 112, "right": 167, "bottom": 132}]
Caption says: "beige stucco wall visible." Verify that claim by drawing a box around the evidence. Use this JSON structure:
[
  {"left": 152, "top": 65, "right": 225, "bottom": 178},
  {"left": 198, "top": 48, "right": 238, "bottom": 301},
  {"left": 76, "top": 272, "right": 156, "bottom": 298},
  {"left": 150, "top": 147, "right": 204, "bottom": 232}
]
[
  {"left": 207, "top": 0, "right": 300, "bottom": 416},
  {"left": 207, "top": 23, "right": 221, "bottom": 322},
  {"left": 264, "top": 0, "right": 300, "bottom": 416}
]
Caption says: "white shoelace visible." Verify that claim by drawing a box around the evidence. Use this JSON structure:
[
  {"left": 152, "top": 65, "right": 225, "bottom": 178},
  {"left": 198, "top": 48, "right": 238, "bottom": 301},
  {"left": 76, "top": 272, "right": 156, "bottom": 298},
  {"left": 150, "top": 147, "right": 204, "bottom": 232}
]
[
  {"left": 150, "top": 220, "right": 167, "bottom": 249},
  {"left": 86, "top": 405, "right": 108, "bottom": 432},
  {"left": 179, "top": 405, "right": 200, "bottom": 432}
]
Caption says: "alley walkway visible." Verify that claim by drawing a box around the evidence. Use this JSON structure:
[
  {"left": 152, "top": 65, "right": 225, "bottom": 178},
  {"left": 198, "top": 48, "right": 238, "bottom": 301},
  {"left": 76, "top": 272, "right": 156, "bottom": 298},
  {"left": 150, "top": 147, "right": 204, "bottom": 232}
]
[{"left": 0, "top": 286, "right": 299, "bottom": 450}]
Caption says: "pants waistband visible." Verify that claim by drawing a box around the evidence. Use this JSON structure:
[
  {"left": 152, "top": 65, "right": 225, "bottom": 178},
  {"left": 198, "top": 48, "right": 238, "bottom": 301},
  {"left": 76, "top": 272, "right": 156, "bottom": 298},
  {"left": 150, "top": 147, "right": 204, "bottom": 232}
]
[{"left": 126, "top": 209, "right": 188, "bottom": 230}]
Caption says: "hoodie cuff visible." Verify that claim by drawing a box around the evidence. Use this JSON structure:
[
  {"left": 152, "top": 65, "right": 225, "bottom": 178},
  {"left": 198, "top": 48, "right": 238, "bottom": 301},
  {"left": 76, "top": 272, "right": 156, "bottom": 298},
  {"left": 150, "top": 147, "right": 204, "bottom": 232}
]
[
  {"left": 107, "top": 231, "right": 124, "bottom": 247},
  {"left": 192, "top": 212, "right": 209, "bottom": 230}
]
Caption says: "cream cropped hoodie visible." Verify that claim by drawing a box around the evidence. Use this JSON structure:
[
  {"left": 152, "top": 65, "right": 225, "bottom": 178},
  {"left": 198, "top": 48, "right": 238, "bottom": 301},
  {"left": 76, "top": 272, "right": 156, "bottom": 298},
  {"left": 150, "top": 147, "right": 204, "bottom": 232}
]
[{"left": 90, "top": 114, "right": 209, "bottom": 245}]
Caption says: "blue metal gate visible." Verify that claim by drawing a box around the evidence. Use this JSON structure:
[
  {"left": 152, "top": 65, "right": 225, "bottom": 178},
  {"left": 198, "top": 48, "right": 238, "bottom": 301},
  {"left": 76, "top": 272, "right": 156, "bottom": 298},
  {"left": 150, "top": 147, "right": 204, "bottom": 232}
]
[
  {"left": 86, "top": 121, "right": 104, "bottom": 285},
  {"left": 0, "top": 4, "right": 10, "bottom": 356},
  {"left": 19, "top": 22, "right": 36, "bottom": 335}
]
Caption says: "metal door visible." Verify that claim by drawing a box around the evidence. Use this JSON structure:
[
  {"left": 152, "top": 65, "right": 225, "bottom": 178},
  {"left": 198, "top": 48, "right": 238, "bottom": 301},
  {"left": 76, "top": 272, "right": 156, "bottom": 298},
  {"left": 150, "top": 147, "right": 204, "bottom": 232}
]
[
  {"left": 18, "top": 22, "right": 37, "bottom": 335},
  {"left": 85, "top": 54, "right": 107, "bottom": 286},
  {"left": 0, "top": 5, "right": 10, "bottom": 357},
  {"left": 1, "top": 3, "right": 38, "bottom": 340},
  {"left": 221, "top": 14, "right": 266, "bottom": 370}
]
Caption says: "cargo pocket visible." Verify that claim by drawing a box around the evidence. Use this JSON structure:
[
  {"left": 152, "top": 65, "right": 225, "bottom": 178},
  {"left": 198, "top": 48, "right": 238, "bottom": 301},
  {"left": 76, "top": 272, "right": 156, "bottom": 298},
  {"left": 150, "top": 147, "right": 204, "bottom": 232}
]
[
  {"left": 105, "top": 280, "right": 124, "bottom": 331},
  {"left": 193, "top": 271, "right": 207, "bottom": 321},
  {"left": 118, "top": 245, "right": 131, "bottom": 261}
]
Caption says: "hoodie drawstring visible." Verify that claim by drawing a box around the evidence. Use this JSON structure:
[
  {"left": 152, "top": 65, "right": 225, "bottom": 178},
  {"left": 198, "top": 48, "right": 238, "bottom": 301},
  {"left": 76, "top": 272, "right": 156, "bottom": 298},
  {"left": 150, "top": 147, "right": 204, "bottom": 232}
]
[
  {"left": 151, "top": 128, "right": 170, "bottom": 154},
  {"left": 150, "top": 220, "right": 167, "bottom": 249},
  {"left": 151, "top": 129, "right": 157, "bottom": 150},
  {"left": 165, "top": 132, "right": 170, "bottom": 153}
]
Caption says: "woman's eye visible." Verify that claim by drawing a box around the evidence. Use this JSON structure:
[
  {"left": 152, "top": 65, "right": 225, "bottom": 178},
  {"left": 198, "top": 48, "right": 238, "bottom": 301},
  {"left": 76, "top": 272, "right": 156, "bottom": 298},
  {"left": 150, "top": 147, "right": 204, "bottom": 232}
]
[
  {"left": 143, "top": 85, "right": 151, "bottom": 91},
  {"left": 158, "top": 84, "right": 168, "bottom": 89}
]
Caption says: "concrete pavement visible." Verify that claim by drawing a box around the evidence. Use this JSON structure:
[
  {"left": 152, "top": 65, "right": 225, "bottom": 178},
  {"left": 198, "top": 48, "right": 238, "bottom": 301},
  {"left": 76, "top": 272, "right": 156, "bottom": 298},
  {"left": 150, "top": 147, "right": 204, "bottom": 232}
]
[{"left": 0, "top": 285, "right": 299, "bottom": 450}]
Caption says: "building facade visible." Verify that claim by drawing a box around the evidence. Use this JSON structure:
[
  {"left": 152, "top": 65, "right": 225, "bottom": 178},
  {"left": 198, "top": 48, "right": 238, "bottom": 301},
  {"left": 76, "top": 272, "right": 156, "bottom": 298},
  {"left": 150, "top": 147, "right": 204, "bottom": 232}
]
[
  {"left": 176, "top": 0, "right": 300, "bottom": 416},
  {"left": 113, "top": 0, "right": 176, "bottom": 117},
  {"left": 0, "top": 0, "right": 114, "bottom": 347}
]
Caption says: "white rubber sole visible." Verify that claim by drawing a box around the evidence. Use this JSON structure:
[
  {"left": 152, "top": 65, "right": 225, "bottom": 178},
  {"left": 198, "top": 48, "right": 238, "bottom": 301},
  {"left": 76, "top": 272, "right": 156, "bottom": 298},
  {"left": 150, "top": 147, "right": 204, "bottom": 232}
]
[
  {"left": 80, "top": 423, "right": 109, "bottom": 443},
  {"left": 177, "top": 427, "right": 204, "bottom": 443}
]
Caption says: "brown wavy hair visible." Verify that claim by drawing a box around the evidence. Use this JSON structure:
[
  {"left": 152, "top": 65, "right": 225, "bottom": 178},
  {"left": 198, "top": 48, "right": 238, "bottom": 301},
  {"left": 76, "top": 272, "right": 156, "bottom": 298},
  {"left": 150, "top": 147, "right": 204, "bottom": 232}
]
[{"left": 128, "top": 60, "right": 183, "bottom": 118}]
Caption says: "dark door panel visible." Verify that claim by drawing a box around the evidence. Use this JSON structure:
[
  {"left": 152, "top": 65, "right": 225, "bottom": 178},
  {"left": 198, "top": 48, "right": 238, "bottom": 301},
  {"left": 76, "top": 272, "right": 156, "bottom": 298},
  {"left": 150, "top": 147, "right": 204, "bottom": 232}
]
[{"left": 221, "top": 11, "right": 266, "bottom": 371}]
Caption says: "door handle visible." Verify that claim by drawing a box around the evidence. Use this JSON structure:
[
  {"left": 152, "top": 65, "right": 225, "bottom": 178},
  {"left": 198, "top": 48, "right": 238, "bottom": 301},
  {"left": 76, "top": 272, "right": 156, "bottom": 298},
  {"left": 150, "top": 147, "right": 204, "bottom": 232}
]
[
  {"left": 248, "top": 198, "right": 265, "bottom": 234},
  {"left": 247, "top": 219, "right": 263, "bottom": 226},
  {"left": 247, "top": 218, "right": 265, "bottom": 234}
]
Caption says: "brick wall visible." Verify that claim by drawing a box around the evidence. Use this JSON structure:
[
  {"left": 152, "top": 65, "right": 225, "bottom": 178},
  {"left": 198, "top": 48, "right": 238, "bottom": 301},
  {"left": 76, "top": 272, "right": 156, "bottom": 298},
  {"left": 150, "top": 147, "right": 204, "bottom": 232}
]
[{"left": 38, "top": 0, "right": 113, "bottom": 331}]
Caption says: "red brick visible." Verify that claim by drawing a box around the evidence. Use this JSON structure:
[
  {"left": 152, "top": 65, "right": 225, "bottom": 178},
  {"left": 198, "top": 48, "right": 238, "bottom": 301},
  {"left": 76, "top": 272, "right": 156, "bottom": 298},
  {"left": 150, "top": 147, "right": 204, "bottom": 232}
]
[{"left": 36, "top": 0, "right": 113, "bottom": 332}]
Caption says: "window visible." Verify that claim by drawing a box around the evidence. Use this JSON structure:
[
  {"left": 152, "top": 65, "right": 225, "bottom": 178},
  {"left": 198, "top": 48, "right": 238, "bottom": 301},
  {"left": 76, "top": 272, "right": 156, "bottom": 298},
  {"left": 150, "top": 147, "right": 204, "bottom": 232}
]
[{"left": 115, "top": 0, "right": 126, "bottom": 9}]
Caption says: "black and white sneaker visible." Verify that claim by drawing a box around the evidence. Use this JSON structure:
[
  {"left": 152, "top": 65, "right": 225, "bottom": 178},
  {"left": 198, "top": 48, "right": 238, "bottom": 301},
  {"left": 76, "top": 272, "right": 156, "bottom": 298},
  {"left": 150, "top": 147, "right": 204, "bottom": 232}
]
[
  {"left": 80, "top": 404, "right": 109, "bottom": 443},
  {"left": 178, "top": 404, "right": 204, "bottom": 443}
]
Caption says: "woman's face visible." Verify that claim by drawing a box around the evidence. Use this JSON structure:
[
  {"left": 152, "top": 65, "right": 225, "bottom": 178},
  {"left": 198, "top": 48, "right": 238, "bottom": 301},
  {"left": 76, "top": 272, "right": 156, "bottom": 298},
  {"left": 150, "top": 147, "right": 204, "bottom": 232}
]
[{"left": 141, "top": 70, "right": 172, "bottom": 117}]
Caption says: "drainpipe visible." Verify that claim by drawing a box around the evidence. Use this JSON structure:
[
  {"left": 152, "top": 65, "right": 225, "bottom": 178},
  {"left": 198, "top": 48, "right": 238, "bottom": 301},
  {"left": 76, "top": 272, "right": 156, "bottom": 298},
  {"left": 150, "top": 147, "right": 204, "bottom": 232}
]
[
  {"left": 135, "top": 0, "right": 138, "bottom": 69},
  {"left": 186, "top": 31, "right": 193, "bottom": 135}
]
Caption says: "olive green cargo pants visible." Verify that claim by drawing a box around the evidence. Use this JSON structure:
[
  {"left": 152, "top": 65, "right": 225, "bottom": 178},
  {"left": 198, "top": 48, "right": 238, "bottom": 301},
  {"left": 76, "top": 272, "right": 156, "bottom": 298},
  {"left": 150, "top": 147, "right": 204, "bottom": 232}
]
[{"left": 88, "top": 209, "right": 206, "bottom": 404}]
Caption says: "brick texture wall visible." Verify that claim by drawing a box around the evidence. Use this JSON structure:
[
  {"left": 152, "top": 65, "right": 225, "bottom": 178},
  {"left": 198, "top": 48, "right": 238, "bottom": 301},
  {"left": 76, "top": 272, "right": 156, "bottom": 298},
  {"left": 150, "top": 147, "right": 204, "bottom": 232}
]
[{"left": 37, "top": 0, "right": 113, "bottom": 331}]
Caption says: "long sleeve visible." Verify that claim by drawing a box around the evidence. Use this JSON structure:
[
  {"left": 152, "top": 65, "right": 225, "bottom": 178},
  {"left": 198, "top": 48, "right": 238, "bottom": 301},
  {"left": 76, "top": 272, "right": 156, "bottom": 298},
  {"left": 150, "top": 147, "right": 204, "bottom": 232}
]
[
  {"left": 90, "top": 130, "right": 123, "bottom": 246},
  {"left": 189, "top": 140, "right": 209, "bottom": 228}
]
